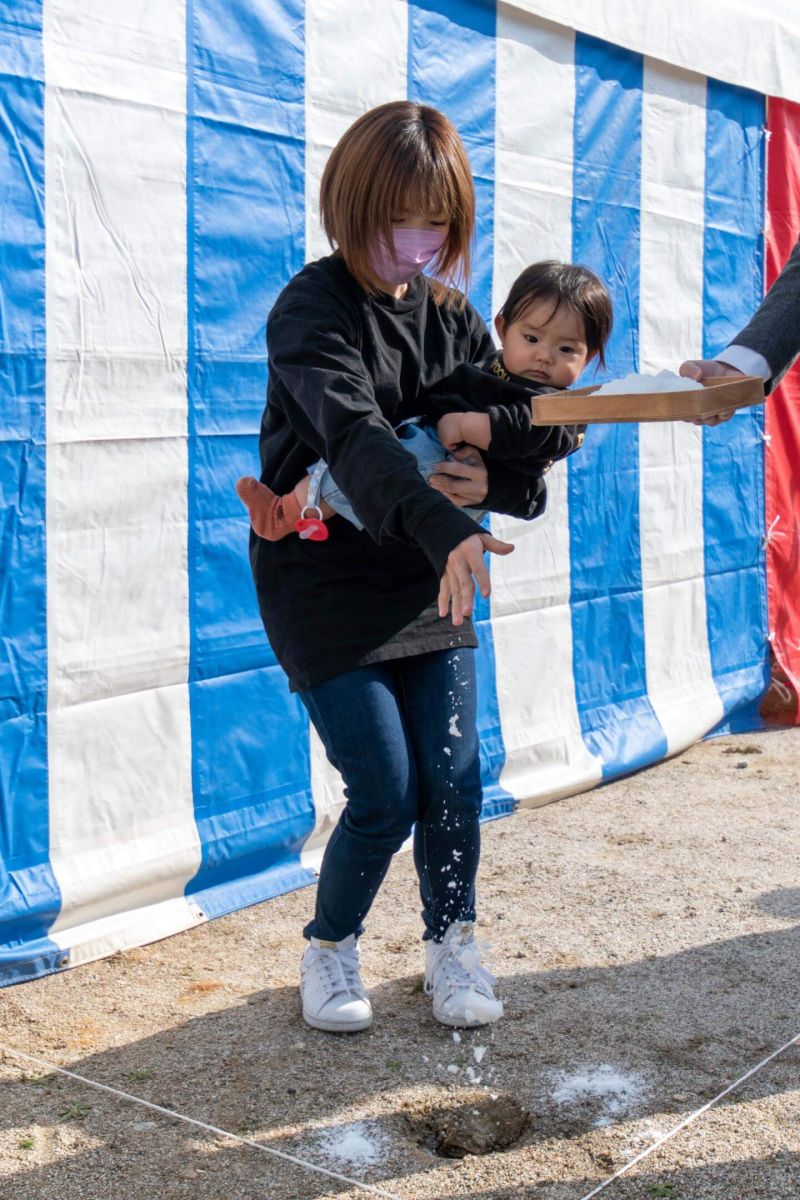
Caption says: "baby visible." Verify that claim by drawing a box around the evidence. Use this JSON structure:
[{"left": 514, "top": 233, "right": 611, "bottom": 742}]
[{"left": 237, "top": 260, "right": 612, "bottom": 540}]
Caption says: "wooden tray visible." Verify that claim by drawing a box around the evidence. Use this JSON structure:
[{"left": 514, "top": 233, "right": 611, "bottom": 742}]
[{"left": 530, "top": 374, "right": 765, "bottom": 425}]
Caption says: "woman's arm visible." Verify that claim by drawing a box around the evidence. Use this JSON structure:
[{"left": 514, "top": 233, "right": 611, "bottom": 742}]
[
  {"left": 428, "top": 447, "right": 548, "bottom": 521},
  {"left": 268, "top": 297, "right": 483, "bottom": 577}
]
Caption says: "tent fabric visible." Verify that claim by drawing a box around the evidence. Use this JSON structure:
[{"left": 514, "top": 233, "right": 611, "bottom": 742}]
[
  {"left": 764, "top": 98, "right": 800, "bottom": 719},
  {"left": 512, "top": 1, "right": 800, "bottom": 106},
  {"left": 0, "top": 0, "right": 782, "bottom": 984}
]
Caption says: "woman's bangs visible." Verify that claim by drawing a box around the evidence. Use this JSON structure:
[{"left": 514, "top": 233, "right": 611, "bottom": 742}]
[{"left": 386, "top": 147, "right": 456, "bottom": 222}]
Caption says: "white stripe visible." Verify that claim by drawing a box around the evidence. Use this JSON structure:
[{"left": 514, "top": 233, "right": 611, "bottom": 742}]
[
  {"left": 44, "top": 0, "right": 201, "bottom": 939},
  {"left": 493, "top": 0, "right": 800, "bottom": 106},
  {"left": 301, "top": 0, "right": 409, "bottom": 868},
  {"left": 639, "top": 60, "right": 723, "bottom": 754},
  {"left": 491, "top": 8, "right": 602, "bottom": 805},
  {"left": 304, "top": 0, "right": 408, "bottom": 264},
  {"left": 49, "top": 895, "right": 205, "bottom": 969}
]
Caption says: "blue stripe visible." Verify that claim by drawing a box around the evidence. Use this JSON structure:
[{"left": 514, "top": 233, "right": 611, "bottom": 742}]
[
  {"left": 569, "top": 34, "right": 668, "bottom": 777},
  {"left": 702, "top": 80, "right": 769, "bottom": 730},
  {"left": 0, "top": 1, "right": 64, "bottom": 983},
  {"left": 408, "top": 0, "right": 513, "bottom": 819},
  {"left": 185, "top": 0, "right": 316, "bottom": 917}
]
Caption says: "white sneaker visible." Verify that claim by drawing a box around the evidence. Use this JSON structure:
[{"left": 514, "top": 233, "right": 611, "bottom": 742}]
[
  {"left": 300, "top": 934, "right": 372, "bottom": 1033},
  {"left": 424, "top": 920, "right": 503, "bottom": 1028}
]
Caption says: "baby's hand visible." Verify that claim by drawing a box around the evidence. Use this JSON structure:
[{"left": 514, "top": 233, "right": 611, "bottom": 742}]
[{"left": 437, "top": 412, "right": 466, "bottom": 451}]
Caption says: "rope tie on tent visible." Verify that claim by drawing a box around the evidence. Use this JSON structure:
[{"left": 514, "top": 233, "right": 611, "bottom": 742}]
[
  {"left": 766, "top": 675, "right": 795, "bottom": 705},
  {"left": 761, "top": 513, "right": 785, "bottom": 549}
]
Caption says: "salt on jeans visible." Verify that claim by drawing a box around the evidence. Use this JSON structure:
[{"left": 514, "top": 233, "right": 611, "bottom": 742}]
[{"left": 298, "top": 648, "right": 483, "bottom": 944}]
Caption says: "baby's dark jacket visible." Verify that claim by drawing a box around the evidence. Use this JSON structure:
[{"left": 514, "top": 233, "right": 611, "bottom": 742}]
[{"left": 424, "top": 351, "right": 586, "bottom": 517}]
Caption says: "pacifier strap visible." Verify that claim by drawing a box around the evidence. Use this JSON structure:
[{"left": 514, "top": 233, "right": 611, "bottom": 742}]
[{"left": 306, "top": 460, "right": 326, "bottom": 510}]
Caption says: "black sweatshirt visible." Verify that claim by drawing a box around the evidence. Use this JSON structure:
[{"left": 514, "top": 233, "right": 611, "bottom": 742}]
[{"left": 251, "top": 255, "right": 573, "bottom": 691}]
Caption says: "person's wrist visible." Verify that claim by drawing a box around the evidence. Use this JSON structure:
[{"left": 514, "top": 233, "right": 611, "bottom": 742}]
[{"left": 461, "top": 412, "right": 490, "bottom": 449}]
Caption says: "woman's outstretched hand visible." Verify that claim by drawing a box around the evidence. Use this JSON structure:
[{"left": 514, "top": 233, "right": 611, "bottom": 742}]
[{"left": 439, "top": 532, "right": 514, "bottom": 625}]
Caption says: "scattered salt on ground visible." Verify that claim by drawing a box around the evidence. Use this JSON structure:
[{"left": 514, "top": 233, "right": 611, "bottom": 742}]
[
  {"left": 315, "top": 1120, "right": 388, "bottom": 1166},
  {"left": 625, "top": 1119, "right": 671, "bottom": 1151},
  {"left": 473, "top": 1046, "right": 487, "bottom": 1064},
  {"left": 448, "top": 714, "right": 462, "bottom": 738},
  {"left": 550, "top": 1064, "right": 644, "bottom": 1126},
  {"left": 594, "top": 369, "right": 703, "bottom": 395}
]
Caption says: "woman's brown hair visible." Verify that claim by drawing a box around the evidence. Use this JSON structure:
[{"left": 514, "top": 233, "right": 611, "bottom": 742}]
[{"left": 320, "top": 100, "right": 475, "bottom": 303}]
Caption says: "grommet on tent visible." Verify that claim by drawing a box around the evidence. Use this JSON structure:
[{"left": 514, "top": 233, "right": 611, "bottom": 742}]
[{"left": 58, "top": 955, "right": 69, "bottom": 968}]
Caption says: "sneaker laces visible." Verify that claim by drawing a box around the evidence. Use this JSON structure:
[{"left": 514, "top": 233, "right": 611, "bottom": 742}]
[
  {"left": 305, "top": 944, "right": 366, "bottom": 1001},
  {"left": 425, "top": 936, "right": 497, "bottom": 1001}
]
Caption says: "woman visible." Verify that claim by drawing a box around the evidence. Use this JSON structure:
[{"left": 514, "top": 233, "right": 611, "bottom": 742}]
[{"left": 241, "top": 102, "right": 539, "bottom": 1034}]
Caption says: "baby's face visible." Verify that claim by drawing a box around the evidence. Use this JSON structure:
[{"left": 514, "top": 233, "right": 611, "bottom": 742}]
[{"left": 496, "top": 299, "right": 590, "bottom": 389}]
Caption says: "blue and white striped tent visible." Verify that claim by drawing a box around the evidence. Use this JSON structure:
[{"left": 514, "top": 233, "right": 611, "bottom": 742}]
[{"left": 2, "top": 0, "right": 798, "bottom": 984}]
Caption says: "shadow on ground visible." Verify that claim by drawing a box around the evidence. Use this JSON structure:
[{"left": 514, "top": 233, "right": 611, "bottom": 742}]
[{"left": 2, "top": 893, "right": 799, "bottom": 1198}]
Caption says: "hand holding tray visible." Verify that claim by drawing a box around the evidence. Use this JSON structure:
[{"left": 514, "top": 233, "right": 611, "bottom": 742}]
[{"left": 531, "top": 374, "right": 765, "bottom": 426}]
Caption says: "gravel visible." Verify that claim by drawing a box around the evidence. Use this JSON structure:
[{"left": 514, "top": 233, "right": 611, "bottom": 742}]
[{"left": 1, "top": 727, "right": 799, "bottom": 1199}]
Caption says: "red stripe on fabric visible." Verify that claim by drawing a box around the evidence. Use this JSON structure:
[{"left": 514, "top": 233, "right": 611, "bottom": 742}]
[{"left": 763, "top": 97, "right": 800, "bottom": 724}]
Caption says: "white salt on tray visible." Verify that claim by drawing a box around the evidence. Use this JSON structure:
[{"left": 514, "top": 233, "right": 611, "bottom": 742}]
[{"left": 594, "top": 369, "right": 703, "bottom": 395}]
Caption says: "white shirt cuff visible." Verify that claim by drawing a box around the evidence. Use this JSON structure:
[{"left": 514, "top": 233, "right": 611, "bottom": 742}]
[{"left": 714, "top": 344, "right": 772, "bottom": 380}]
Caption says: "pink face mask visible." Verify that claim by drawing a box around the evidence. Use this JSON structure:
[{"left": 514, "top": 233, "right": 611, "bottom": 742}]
[{"left": 368, "top": 227, "right": 447, "bottom": 285}]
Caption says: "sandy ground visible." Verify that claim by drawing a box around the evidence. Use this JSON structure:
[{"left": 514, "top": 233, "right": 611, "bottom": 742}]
[{"left": 1, "top": 727, "right": 799, "bottom": 1200}]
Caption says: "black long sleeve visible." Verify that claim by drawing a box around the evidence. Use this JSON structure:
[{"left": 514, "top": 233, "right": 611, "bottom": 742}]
[
  {"left": 251, "top": 255, "right": 509, "bottom": 691},
  {"left": 425, "top": 356, "right": 585, "bottom": 479},
  {"left": 267, "top": 299, "right": 482, "bottom": 578},
  {"left": 482, "top": 461, "right": 548, "bottom": 521},
  {"left": 731, "top": 233, "right": 800, "bottom": 391}
]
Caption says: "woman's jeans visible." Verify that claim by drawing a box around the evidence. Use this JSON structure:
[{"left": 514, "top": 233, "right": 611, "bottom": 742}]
[{"left": 299, "top": 648, "right": 483, "bottom": 943}]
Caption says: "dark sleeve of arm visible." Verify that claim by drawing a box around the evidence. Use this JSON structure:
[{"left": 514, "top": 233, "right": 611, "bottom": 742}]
[
  {"left": 268, "top": 300, "right": 482, "bottom": 577},
  {"left": 481, "top": 461, "right": 548, "bottom": 520},
  {"left": 731, "top": 234, "right": 800, "bottom": 390},
  {"left": 426, "top": 366, "right": 585, "bottom": 466},
  {"left": 486, "top": 401, "right": 586, "bottom": 465},
  {"left": 425, "top": 362, "right": 508, "bottom": 421}
]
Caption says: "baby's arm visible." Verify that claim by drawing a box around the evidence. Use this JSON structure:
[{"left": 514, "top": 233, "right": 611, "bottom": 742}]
[
  {"left": 437, "top": 410, "right": 492, "bottom": 452},
  {"left": 427, "top": 363, "right": 576, "bottom": 462},
  {"left": 485, "top": 398, "right": 584, "bottom": 465},
  {"left": 436, "top": 389, "right": 583, "bottom": 466}
]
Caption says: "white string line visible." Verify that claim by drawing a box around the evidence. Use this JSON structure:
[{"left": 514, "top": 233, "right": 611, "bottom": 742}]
[
  {"left": 1, "top": 1046, "right": 404, "bottom": 1200},
  {"left": 578, "top": 1029, "right": 800, "bottom": 1200}
]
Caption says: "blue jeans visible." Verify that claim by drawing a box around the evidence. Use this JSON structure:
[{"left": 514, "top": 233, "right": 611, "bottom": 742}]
[
  {"left": 315, "top": 421, "right": 487, "bottom": 528},
  {"left": 299, "top": 648, "right": 483, "bottom": 943}
]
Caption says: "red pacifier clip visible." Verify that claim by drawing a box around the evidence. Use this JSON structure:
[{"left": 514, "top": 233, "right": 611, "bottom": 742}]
[{"left": 295, "top": 505, "right": 329, "bottom": 541}]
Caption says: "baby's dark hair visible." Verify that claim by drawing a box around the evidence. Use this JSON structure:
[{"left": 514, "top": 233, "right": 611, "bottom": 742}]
[{"left": 498, "top": 260, "right": 613, "bottom": 369}]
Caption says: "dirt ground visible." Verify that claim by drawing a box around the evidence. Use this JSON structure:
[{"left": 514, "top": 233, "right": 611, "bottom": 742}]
[{"left": 1, "top": 727, "right": 799, "bottom": 1200}]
